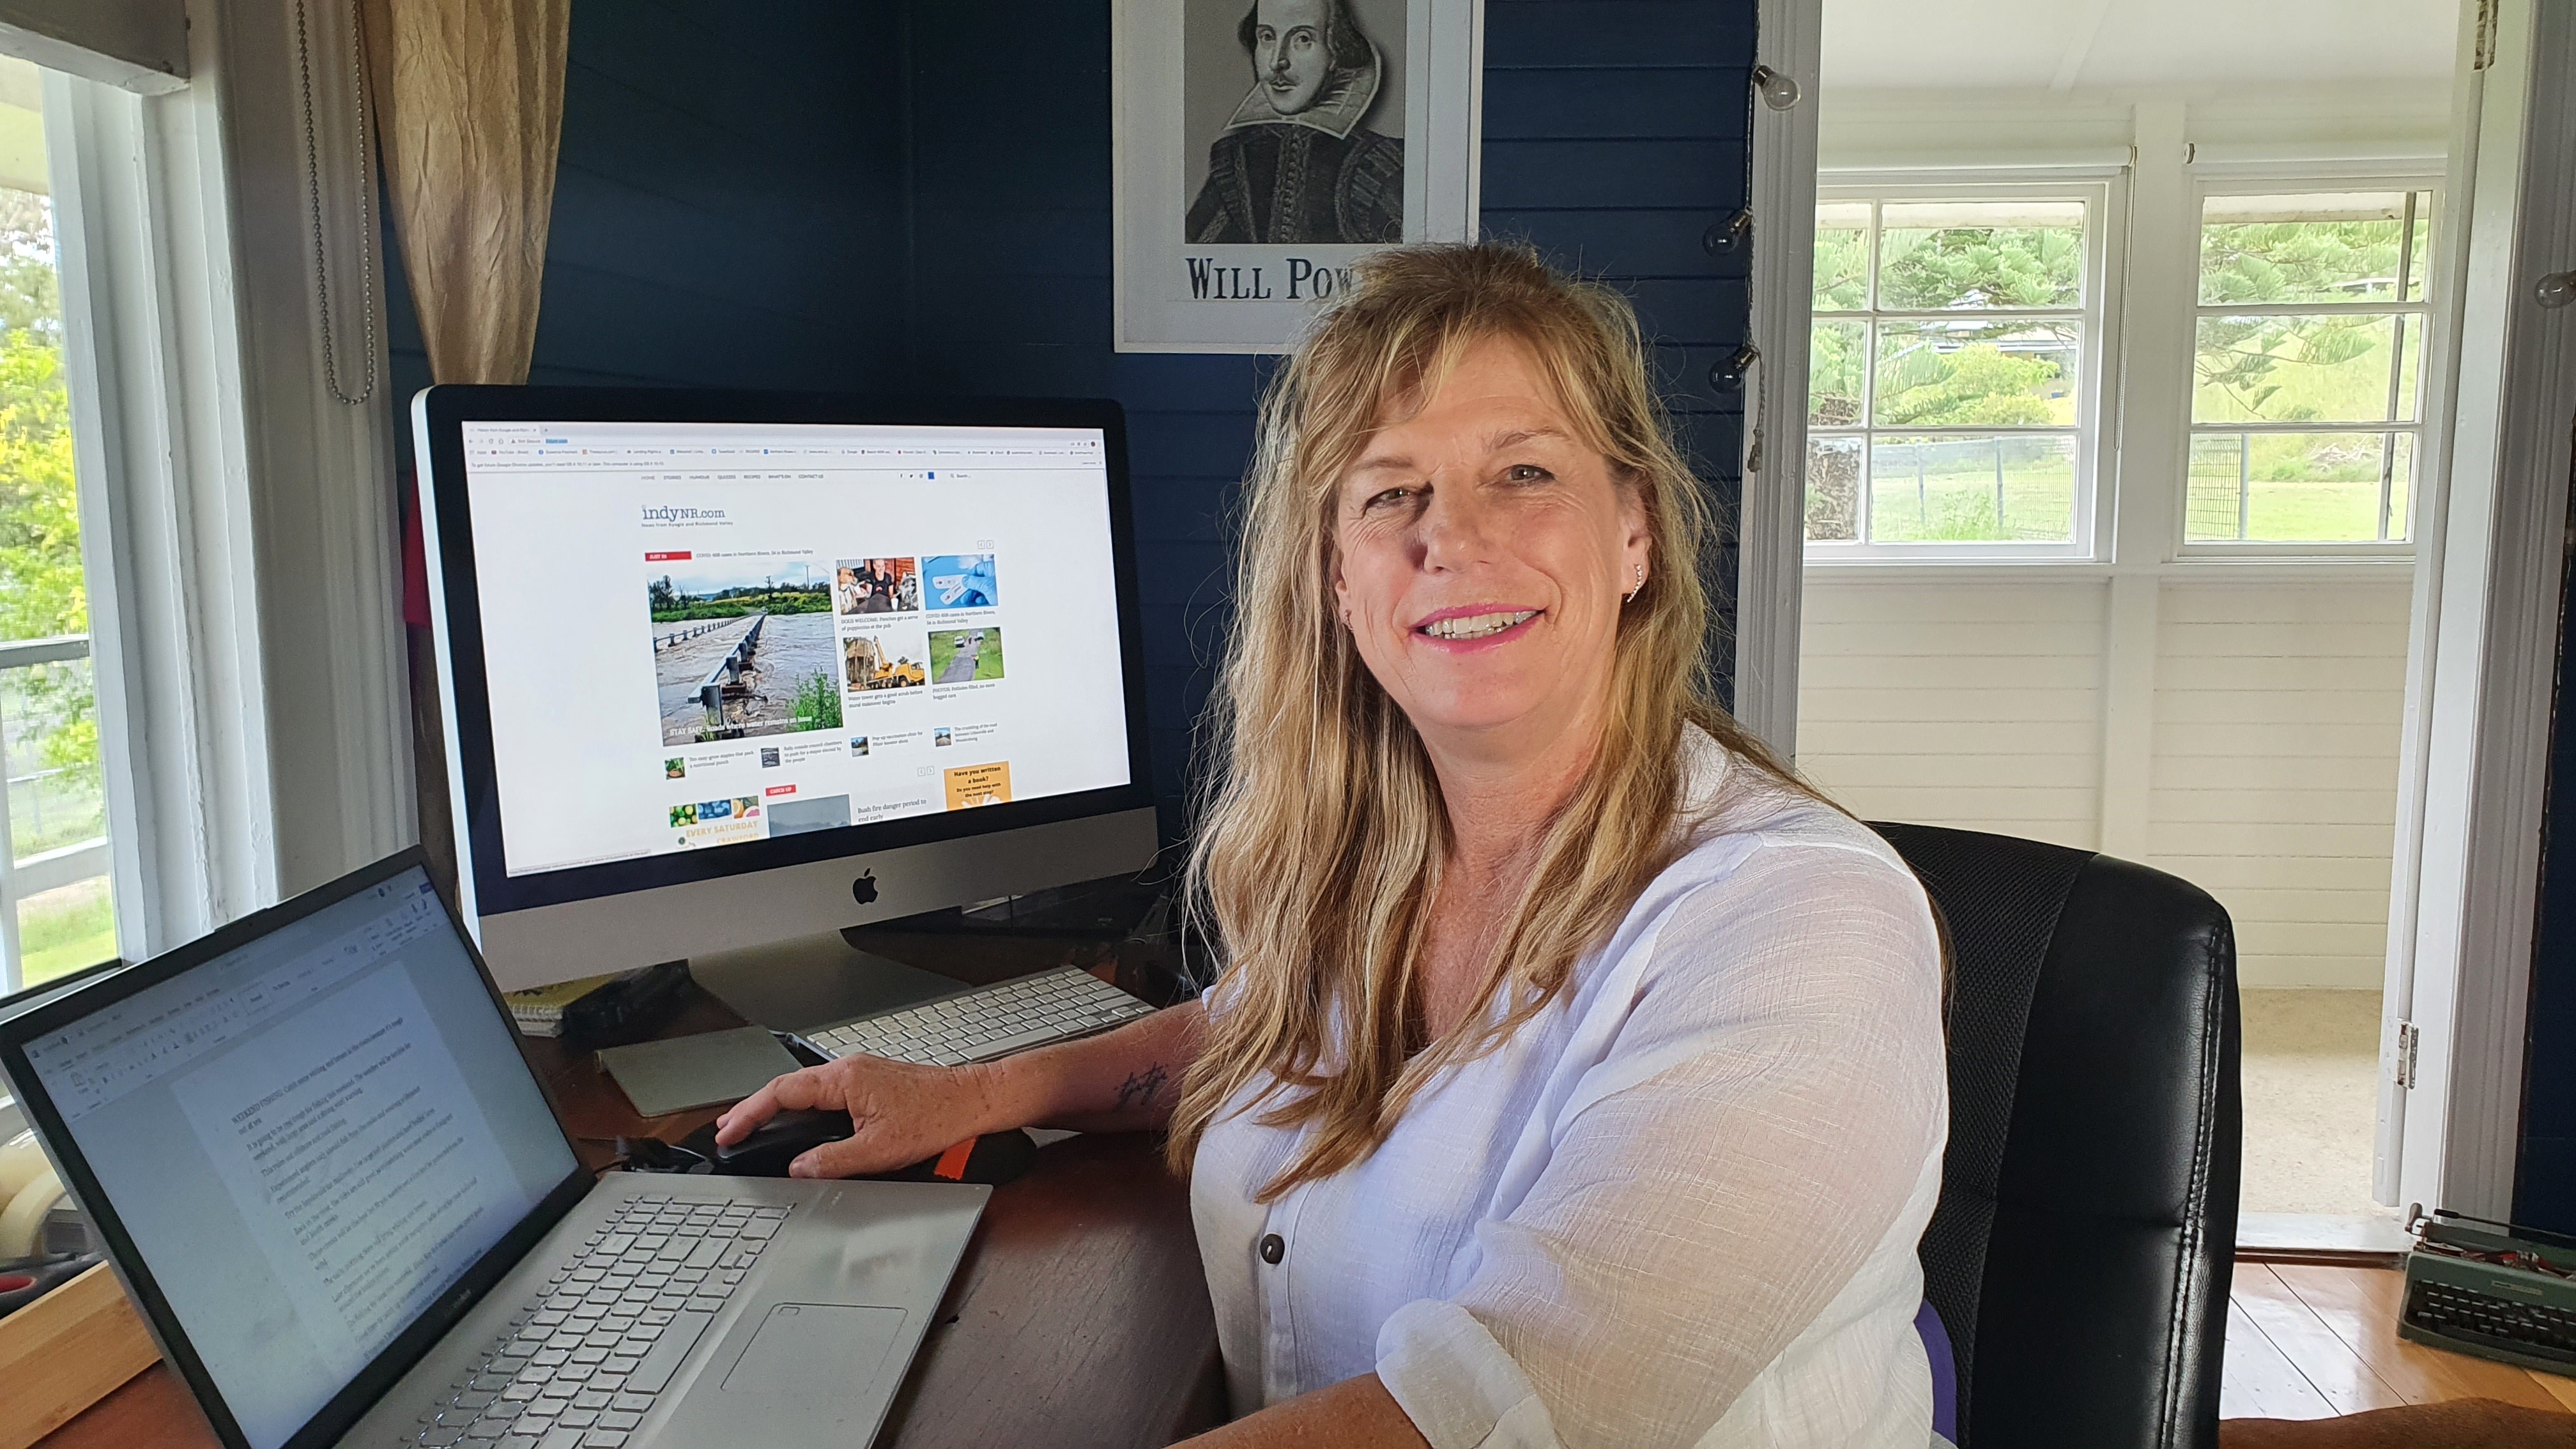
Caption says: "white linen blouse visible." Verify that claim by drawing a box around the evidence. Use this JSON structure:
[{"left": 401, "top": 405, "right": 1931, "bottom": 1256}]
[{"left": 1190, "top": 732, "right": 1949, "bottom": 1448}]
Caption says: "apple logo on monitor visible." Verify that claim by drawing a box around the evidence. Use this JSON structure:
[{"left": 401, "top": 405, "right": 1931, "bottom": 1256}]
[{"left": 852, "top": 871, "right": 879, "bottom": 906}]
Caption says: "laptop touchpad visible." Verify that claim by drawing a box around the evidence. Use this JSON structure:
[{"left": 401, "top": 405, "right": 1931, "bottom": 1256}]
[{"left": 720, "top": 1303, "right": 909, "bottom": 1397}]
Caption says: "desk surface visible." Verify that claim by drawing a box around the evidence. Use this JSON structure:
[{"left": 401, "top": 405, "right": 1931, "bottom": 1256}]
[{"left": 36, "top": 930, "right": 1225, "bottom": 1449}]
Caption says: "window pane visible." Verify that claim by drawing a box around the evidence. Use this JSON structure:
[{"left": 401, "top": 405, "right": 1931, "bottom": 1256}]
[
  {"left": 2193, "top": 313, "right": 2417, "bottom": 425},
  {"left": 1873, "top": 319, "right": 2080, "bottom": 428},
  {"left": 2199, "top": 192, "right": 2417, "bottom": 304},
  {"left": 2186, "top": 431, "right": 2406, "bottom": 543},
  {"left": 0, "top": 65, "right": 116, "bottom": 990},
  {"left": 1810, "top": 319, "right": 1864, "bottom": 427},
  {"left": 1804, "top": 435, "right": 1862, "bottom": 542},
  {"left": 1866, "top": 434, "right": 2076, "bottom": 543},
  {"left": 1878, "top": 200, "right": 2083, "bottom": 310},
  {"left": 1814, "top": 201, "right": 1871, "bottom": 311}
]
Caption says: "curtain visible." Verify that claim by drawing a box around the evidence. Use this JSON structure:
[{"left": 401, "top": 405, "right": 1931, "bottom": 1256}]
[
  {"left": 361, "top": 0, "right": 570, "bottom": 384},
  {"left": 359, "top": 0, "right": 571, "bottom": 890}
]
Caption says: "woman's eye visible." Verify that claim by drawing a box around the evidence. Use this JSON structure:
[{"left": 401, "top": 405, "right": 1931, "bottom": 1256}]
[
  {"left": 1363, "top": 487, "right": 1411, "bottom": 511},
  {"left": 1505, "top": 464, "right": 1553, "bottom": 484}
]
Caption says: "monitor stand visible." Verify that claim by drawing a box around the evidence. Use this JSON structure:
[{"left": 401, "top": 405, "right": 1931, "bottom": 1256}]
[{"left": 686, "top": 930, "right": 961, "bottom": 1036}]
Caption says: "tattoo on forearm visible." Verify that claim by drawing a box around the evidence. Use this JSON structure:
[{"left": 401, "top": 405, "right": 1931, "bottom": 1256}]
[{"left": 1114, "top": 1064, "right": 1170, "bottom": 1114}]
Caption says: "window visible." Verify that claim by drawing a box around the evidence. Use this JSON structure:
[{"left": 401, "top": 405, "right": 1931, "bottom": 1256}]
[
  {"left": 1805, "top": 183, "right": 2112, "bottom": 558},
  {"left": 2186, "top": 187, "right": 2435, "bottom": 548},
  {"left": 0, "top": 62, "right": 114, "bottom": 991}
]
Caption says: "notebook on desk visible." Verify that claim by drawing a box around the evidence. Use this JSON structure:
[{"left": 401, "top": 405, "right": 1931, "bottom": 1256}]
[{"left": 0, "top": 847, "right": 985, "bottom": 1449}]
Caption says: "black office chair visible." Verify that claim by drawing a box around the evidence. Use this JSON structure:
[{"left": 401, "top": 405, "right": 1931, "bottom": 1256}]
[{"left": 1874, "top": 823, "right": 2241, "bottom": 1449}]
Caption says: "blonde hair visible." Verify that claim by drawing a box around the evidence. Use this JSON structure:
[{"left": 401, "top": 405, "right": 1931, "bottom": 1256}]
[{"left": 1167, "top": 241, "right": 1814, "bottom": 1197}]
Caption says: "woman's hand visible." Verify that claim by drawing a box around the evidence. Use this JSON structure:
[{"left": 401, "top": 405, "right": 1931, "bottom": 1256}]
[
  {"left": 713, "top": 1055, "right": 1014, "bottom": 1179},
  {"left": 710, "top": 1000, "right": 1209, "bottom": 1177}
]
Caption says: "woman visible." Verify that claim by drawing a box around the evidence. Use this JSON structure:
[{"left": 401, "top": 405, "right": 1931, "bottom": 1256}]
[{"left": 717, "top": 243, "right": 1949, "bottom": 1446}]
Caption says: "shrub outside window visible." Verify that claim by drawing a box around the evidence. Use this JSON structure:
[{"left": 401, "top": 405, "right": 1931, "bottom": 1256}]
[
  {"left": 1805, "top": 185, "right": 2108, "bottom": 559},
  {"left": 2186, "top": 186, "right": 2435, "bottom": 548}
]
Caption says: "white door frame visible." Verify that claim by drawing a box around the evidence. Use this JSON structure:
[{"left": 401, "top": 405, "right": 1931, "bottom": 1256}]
[
  {"left": 1734, "top": 0, "right": 1821, "bottom": 755},
  {"left": 2383, "top": 0, "right": 2576, "bottom": 1222}
]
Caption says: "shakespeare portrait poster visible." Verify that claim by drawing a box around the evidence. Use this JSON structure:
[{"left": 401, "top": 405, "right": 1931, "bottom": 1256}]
[{"left": 1114, "top": 0, "right": 1483, "bottom": 352}]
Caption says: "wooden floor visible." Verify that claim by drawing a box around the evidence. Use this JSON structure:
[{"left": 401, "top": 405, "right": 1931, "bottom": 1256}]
[{"left": 2225, "top": 1263, "right": 2576, "bottom": 1418}]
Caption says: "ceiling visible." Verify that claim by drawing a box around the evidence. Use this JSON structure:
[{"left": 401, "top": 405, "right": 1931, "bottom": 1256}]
[{"left": 1821, "top": 0, "right": 2461, "bottom": 93}]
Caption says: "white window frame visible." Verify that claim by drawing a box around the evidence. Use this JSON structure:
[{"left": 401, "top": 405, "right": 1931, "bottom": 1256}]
[
  {"left": 1802, "top": 171, "right": 2126, "bottom": 566},
  {"left": 34, "top": 0, "right": 409, "bottom": 968},
  {"left": 2179, "top": 165, "right": 2444, "bottom": 560}
]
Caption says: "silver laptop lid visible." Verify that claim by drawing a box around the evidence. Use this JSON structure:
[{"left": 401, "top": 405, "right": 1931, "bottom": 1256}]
[{"left": 0, "top": 852, "right": 586, "bottom": 1449}]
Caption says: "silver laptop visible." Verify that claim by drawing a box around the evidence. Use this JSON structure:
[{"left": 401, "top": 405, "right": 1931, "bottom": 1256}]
[{"left": 0, "top": 849, "right": 986, "bottom": 1449}]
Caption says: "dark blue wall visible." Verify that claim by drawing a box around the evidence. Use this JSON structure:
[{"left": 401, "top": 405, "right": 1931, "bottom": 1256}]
[
  {"left": 2516, "top": 553, "right": 2576, "bottom": 1232},
  {"left": 392, "top": 0, "right": 1756, "bottom": 841}
]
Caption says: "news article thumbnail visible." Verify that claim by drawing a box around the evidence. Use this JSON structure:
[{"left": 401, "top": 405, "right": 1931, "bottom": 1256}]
[
  {"left": 928, "top": 627, "right": 1006, "bottom": 684},
  {"left": 923, "top": 555, "right": 999, "bottom": 610},
  {"left": 835, "top": 557, "right": 921, "bottom": 615},
  {"left": 844, "top": 631, "right": 928, "bottom": 691},
  {"left": 770, "top": 794, "right": 852, "bottom": 836},
  {"left": 648, "top": 556, "right": 842, "bottom": 746}
]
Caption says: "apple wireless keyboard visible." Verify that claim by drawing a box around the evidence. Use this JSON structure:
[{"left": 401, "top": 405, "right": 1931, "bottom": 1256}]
[{"left": 803, "top": 966, "right": 1156, "bottom": 1067}]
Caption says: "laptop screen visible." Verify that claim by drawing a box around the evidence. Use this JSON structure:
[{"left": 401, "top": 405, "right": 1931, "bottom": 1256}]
[{"left": 15, "top": 866, "right": 577, "bottom": 1449}]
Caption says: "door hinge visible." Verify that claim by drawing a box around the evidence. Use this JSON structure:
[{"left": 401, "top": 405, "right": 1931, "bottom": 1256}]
[{"left": 2395, "top": 1020, "right": 2422, "bottom": 1090}]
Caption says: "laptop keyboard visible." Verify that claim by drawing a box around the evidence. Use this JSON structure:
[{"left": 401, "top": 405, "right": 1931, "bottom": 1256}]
[
  {"left": 406, "top": 1194, "right": 787, "bottom": 1447},
  {"left": 804, "top": 965, "right": 1155, "bottom": 1067}
]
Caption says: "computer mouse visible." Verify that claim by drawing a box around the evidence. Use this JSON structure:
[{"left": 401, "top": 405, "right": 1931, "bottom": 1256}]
[
  {"left": 688, "top": 1111, "right": 1038, "bottom": 1186},
  {"left": 709, "top": 1108, "right": 852, "bottom": 1178}
]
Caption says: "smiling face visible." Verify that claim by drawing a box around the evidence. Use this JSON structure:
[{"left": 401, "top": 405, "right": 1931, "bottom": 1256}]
[
  {"left": 1250, "top": 0, "right": 1331, "bottom": 116},
  {"left": 1330, "top": 334, "right": 1652, "bottom": 768}
]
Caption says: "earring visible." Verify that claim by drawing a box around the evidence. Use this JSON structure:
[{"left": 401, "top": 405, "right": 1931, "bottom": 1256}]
[{"left": 1625, "top": 563, "right": 1645, "bottom": 604}]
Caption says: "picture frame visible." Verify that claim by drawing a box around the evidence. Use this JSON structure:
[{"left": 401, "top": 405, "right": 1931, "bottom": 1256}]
[{"left": 1113, "top": 0, "right": 1485, "bottom": 353}]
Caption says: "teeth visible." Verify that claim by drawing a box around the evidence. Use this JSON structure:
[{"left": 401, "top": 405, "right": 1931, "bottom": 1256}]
[{"left": 1422, "top": 610, "right": 1537, "bottom": 641}]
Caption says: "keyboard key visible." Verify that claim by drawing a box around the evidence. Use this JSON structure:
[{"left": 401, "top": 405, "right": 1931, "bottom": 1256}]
[{"left": 625, "top": 1310, "right": 716, "bottom": 1395}]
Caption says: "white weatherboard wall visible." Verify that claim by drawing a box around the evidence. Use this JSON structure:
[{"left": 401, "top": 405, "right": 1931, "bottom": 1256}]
[
  {"left": 1800, "top": 575, "right": 2410, "bottom": 988},
  {"left": 2149, "top": 581, "right": 2410, "bottom": 988},
  {"left": 1798, "top": 581, "right": 2105, "bottom": 852}
]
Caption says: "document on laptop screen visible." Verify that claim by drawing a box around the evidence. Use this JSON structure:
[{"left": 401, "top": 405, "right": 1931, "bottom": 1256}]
[{"left": 19, "top": 870, "right": 576, "bottom": 1449}]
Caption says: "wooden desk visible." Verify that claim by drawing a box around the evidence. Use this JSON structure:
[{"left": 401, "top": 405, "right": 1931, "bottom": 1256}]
[{"left": 35, "top": 931, "right": 1226, "bottom": 1449}]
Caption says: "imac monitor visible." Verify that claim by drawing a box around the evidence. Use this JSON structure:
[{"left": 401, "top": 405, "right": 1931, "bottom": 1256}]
[{"left": 413, "top": 388, "right": 1158, "bottom": 992}]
